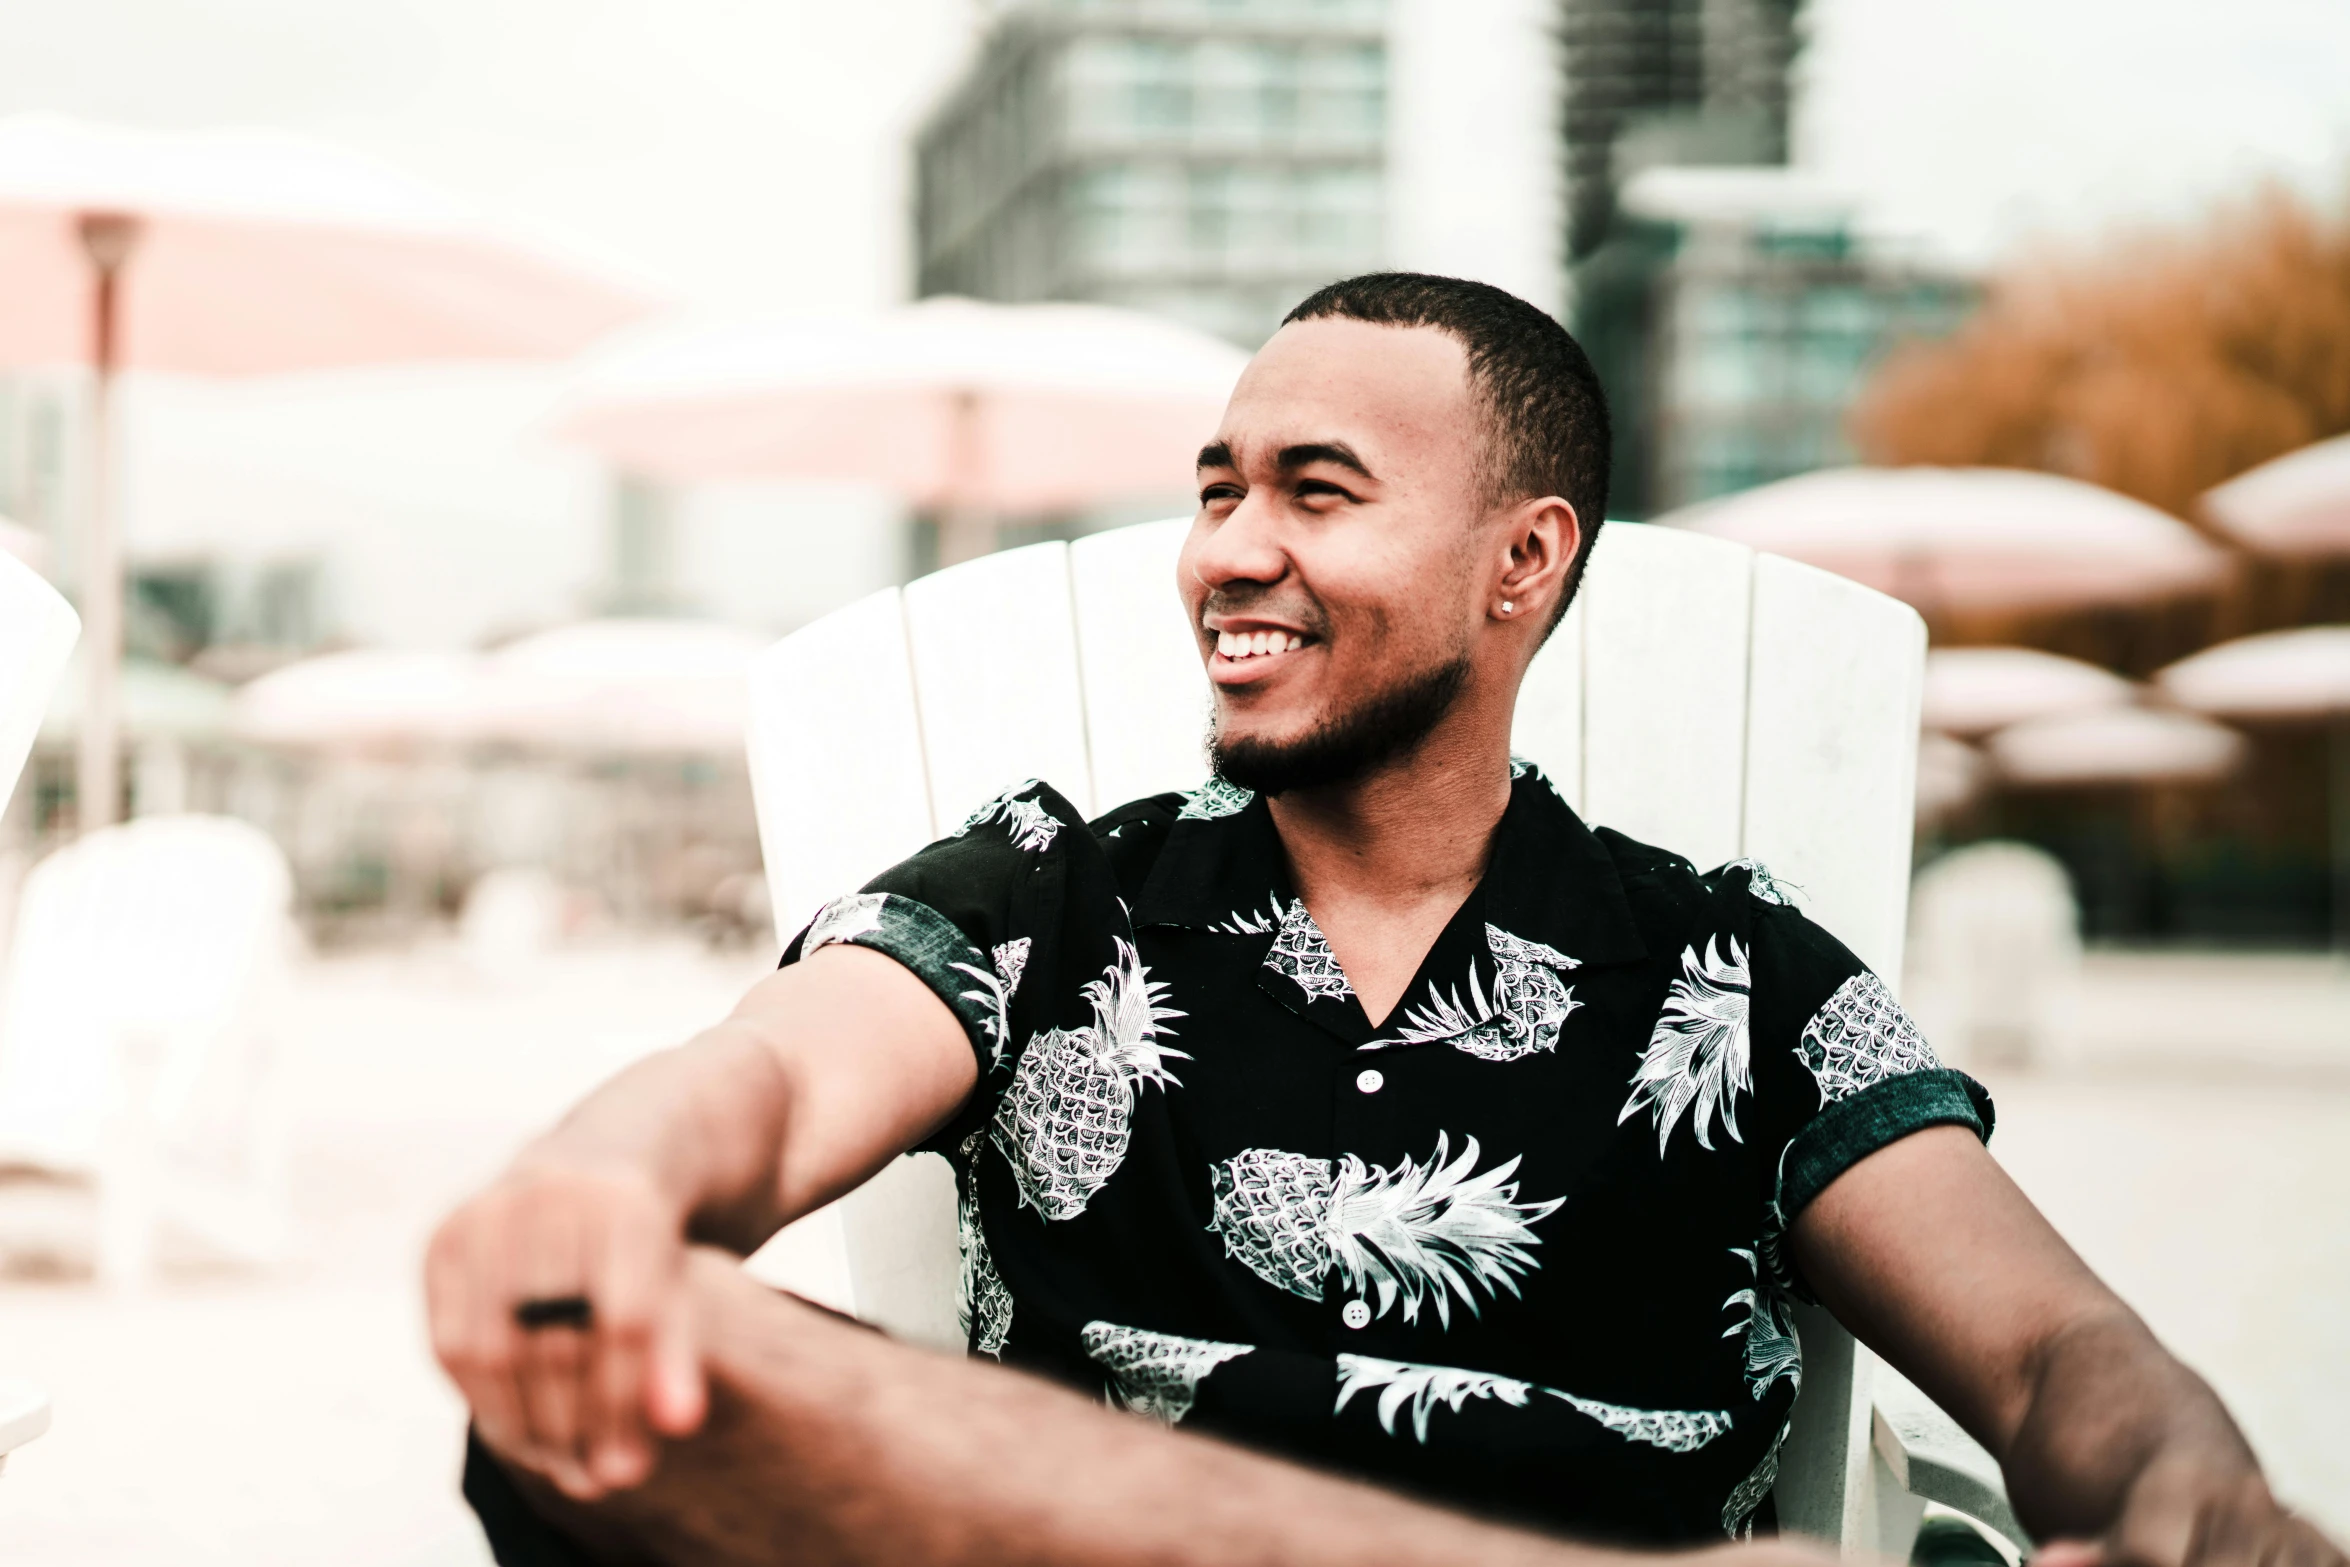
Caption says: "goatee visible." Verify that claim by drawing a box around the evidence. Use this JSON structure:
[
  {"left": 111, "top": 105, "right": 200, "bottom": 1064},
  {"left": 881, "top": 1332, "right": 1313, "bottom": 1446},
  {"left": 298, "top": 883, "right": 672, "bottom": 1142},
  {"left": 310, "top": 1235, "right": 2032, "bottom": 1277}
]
[{"left": 1209, "top": 655, "right": 1472, "bottom": 796}]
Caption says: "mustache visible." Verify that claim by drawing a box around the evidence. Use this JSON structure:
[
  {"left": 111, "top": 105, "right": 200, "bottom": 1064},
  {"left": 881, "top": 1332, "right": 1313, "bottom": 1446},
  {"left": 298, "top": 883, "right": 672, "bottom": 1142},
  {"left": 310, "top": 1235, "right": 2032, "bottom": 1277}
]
[{"left": 1200, "top": 586, "right": 1331, "bottom": 639}]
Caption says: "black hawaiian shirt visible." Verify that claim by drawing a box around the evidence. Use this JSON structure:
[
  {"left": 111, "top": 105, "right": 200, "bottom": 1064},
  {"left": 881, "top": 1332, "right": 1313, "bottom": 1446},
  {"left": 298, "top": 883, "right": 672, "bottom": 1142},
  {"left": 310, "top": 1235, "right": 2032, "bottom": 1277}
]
[{"left": 779, "top": 764, "right": 1992, "bottom": 1545}]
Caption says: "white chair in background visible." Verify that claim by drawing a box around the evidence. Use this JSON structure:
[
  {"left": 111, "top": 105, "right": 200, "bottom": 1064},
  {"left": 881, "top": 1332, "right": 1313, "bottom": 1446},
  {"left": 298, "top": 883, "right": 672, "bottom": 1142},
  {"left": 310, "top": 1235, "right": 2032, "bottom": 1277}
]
[
  {"left": 1908, "top": 843, "right": 2082, "bottom": 1074},
  {"left": 0, "top": 814, "right": 298, "bottom": 1289},
  {"left": 745, "top": 518, "right": 2026, "bottom": 1553},
  {"left": 0, "top": 545, "right": 75, "bottom": 1478}
]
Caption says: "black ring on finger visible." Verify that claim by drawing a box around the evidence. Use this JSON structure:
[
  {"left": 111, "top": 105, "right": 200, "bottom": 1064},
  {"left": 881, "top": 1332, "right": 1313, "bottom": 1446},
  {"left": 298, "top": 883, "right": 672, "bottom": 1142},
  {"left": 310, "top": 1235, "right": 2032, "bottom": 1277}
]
[{"left": 514, "top": 1294, "right": 594, "bottom": 1331}]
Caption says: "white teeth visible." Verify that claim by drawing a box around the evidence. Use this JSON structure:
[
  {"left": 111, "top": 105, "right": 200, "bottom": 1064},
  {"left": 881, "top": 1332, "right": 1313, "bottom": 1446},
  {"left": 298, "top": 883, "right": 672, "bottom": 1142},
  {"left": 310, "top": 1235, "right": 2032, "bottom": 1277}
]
[{"left": 1214, "top": 629, "right": 1306, "bottom": 660}]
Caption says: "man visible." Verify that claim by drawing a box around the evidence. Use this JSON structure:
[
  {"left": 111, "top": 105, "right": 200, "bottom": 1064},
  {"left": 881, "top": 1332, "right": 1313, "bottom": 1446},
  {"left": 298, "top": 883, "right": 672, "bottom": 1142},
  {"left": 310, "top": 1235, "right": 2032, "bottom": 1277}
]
[{"left": 431, "top": 275, "right": 2338, "bottom": 1564}]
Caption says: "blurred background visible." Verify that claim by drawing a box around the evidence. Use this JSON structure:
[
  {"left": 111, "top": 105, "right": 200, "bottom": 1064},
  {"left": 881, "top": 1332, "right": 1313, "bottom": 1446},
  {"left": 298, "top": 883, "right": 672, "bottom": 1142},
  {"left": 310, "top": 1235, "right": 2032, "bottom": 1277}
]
[{"left": 0, "top": 0, "right": 2345, "bottom": 1561}]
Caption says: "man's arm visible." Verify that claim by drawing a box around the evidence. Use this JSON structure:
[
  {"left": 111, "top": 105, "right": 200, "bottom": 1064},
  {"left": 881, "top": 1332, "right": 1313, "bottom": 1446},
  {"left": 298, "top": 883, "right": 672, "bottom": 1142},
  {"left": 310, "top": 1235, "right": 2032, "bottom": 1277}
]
[
  {"left": 425, "top": 945, "right": 974, "bottom": 1502},
  {"left": 1792, "top": 1126, "right": 2342, "bottom": 1567},
  {"left": 486, "top": 1248, "right": 1837, "bottom": 1567}
]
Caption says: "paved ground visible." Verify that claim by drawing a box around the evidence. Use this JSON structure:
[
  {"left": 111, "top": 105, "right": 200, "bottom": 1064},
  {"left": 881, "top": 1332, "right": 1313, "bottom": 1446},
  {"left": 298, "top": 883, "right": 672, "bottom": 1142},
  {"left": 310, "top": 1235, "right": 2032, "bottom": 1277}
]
[{"left": 0, "top": 944, "right": 2343, "bottom": 1563}]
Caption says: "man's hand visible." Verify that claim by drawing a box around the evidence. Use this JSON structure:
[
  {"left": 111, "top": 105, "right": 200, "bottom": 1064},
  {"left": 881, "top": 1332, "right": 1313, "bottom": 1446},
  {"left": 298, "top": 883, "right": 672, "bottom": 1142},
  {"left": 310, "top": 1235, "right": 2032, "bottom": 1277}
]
[
  {"left": 2034, "top": 1449, "right": 2344, "bottom": 1567},
  {"left": 427, "top": 1158, "right": 705, "bottom": 1500}
]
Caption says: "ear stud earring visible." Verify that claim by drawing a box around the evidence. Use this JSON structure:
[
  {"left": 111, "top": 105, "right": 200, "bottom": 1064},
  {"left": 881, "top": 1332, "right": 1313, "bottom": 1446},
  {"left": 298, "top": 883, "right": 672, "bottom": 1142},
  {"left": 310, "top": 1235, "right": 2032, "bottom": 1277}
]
[{"left": 1501, "top": 600, "right": 1515, "bottom": 615}]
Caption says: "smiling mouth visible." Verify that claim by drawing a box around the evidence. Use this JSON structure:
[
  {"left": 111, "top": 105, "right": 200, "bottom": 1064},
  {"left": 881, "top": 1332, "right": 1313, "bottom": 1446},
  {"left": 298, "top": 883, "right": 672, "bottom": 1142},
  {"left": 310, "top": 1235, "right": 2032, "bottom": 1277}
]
[{"left": 1214, "top": 629, "right": 1310, "bottom": 662}]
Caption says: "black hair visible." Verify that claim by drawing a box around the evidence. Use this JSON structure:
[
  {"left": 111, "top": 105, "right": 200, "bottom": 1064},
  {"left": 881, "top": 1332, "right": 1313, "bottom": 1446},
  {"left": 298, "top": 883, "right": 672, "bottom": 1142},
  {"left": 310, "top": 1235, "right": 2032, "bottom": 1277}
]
[{"left": 1282, "top": 272, "right": 1611, "bottom": 623}]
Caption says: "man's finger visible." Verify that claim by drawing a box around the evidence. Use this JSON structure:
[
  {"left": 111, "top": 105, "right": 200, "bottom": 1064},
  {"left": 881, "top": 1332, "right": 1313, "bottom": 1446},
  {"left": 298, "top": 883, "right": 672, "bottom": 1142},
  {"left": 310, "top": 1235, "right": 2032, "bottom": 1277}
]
[
  {"left": 582, "top": 1209, "right": 662, "bottom": 1489},
  {"left": 645, "top": 1285, "right": 707, "bottom": 1437},
  {"left": 2038, "top": 1541, "right": 2104, "bottom": 1567},
  {"left": 512, "top": 1197, "right": 597, "bottom": 1495}
]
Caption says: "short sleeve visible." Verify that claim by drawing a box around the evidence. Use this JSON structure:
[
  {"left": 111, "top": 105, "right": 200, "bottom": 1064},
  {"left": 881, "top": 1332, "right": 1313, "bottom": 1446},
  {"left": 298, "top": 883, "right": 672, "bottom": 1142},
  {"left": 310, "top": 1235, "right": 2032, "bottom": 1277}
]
[
  {"left": 1735, "top": 867, "right": 1994, "bottom": 1248},
  {"left": 779, "top": 778, "right": 1087, "bottom": 1155}
]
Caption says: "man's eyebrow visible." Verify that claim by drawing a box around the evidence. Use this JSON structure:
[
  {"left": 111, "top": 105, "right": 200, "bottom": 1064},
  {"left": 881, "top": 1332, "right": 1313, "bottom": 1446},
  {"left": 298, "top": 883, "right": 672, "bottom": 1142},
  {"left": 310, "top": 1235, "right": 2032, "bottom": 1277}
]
[
  {"left": 1195, "top": 439, "right": 1377, "bottom": 481},
  {"left": 1275, "top": 442, "right": 1374, "bottom": 480}
]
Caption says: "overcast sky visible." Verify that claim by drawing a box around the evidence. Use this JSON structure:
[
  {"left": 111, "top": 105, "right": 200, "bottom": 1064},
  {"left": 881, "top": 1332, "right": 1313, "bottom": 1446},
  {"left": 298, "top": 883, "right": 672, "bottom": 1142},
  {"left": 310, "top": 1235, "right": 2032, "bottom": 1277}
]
[{"left": 3, "top": 0, "right": 2346, "bottom": 644}]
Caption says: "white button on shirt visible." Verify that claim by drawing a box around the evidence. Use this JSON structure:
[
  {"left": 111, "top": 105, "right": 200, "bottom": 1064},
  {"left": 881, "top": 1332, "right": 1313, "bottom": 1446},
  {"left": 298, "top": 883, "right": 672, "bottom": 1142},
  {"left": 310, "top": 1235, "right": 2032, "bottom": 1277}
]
[
  {"left": 1355, "top": 1068, "right": 1384, "bottom": 1094},
  {"left": 1340, "top": 1299, "right": 1372, "bottom": 1329}
]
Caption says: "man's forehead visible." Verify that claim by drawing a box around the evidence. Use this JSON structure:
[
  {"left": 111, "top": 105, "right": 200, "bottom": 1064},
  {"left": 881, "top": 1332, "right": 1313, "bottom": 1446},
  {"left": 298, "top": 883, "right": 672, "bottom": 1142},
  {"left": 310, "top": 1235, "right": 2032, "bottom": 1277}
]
[{"left": 1215, "top": 318, "right": 1474, "bottom": 461}]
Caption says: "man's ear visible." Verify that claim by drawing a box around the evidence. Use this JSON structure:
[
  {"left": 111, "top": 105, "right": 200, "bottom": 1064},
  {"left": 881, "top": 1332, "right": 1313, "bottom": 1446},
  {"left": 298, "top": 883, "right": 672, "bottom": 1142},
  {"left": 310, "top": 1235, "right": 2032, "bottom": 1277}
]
[{"left": 1494, "top": 497, "right": 1579, "bottom": 623}]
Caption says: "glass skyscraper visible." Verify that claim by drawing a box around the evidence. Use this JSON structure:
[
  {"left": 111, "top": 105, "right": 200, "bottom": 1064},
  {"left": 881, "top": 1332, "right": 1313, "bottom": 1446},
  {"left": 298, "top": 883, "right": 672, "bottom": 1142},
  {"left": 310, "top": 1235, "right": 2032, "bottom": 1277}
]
[{"left": 914, "top": 0, "right": 1388, "bottom": 348}]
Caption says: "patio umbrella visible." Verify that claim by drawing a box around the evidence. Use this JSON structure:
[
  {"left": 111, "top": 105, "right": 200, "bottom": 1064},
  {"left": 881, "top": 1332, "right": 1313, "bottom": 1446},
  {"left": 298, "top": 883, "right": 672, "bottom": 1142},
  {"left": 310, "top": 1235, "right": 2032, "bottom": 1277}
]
[
  {"left": 476, "top": 619, "right": 767, "bottom": 755},
  {"left": 1921, "top": 647, "right": 2138, "bottom": 739},
  {"left": 1985, "top": 707, "right": 2244, "bottom": 789},
  {"left": 555, "top": 297, "right": 1249, "bottom": 565},
  {"left": 229, "top": 649, "right": 493, "bottom": 754},
  {"left": 2157, "top": 626, "right": 2350, "bottom": 948},
  {"left": 0, "top": 113, "right": 647, "bottom": 829},
  {"left": 1915, "top": 731, "right": 1988, "bottom": 826},
  {"left": 2198, "top": 435, "right": 2350, "bottom": 556},
  {"left": 1661, "top": 467, "right": 2230, "bottom": 622}
]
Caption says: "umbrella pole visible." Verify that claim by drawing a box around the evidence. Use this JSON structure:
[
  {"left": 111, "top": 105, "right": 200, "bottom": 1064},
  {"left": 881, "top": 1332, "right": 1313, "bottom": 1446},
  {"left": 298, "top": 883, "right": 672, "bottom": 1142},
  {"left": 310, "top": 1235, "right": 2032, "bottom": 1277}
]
[
  {"left": 76, "top": 213, "right": 142, "bottom": 834},
  {"left": 2332, "top": 719, "right": 2349, "bottom": 959},
  {"left": 937, "top": 388, "right": 997, "bottom": 567}
]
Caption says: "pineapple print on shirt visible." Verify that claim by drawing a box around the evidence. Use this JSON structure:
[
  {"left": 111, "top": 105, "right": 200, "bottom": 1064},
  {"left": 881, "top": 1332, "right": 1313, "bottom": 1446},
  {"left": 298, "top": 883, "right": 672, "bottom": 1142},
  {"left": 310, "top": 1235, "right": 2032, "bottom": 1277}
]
[
  {"left": 1335, "top": 1354, "right": 1731, "bottom": 1452},
  {"left": 1263, "top": 897, "right": 1354, "bottom": 1002},
  {"left": 993, "top": 938, "right": 1188, "bottom": 1220},
  {"left": 1374, "top": 924, "right": 1582, "bottom": 1061},
  {"left": 1083, "top": 1320, "right": 1253, "bottom": 1423},
  {"left": 1208, "top": 1133, "right": 1562, "bottom": 1327},
  {"left": 1619, "top": 936, "right": 1752, "bottom": 1155}
]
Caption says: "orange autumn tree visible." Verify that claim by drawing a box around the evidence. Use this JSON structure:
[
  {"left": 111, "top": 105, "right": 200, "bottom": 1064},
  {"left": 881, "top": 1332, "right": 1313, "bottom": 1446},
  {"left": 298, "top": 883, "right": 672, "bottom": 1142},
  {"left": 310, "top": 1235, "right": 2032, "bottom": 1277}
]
[{"left": 1851, "top": 190, "right": 2350, "bottom": 521}]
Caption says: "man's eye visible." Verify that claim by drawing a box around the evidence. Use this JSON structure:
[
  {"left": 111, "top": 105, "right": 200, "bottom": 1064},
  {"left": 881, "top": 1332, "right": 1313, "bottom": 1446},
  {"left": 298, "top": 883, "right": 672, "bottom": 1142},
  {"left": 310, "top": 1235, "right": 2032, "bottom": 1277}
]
[
  {"left": 1200, "top": 483, "right": 1242, "bottom": 503},
  {"left": 1297, "top": 480, "right": 1352, "bottom": 499}
]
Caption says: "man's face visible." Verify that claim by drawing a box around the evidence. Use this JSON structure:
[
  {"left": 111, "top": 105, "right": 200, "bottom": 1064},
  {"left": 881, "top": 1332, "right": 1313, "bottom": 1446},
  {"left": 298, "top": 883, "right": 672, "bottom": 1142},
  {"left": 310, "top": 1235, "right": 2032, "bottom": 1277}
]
[{"left": 1179, "top": 317, "right": 1493, "bottom": 792}]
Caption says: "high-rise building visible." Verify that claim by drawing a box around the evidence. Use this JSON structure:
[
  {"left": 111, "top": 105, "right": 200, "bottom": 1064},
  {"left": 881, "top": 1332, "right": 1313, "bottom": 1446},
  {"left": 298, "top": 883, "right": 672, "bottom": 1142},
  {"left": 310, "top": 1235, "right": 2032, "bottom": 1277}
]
[
  {"left": 913, "top": 0, "right": 1389, "bottom": 349},
  {"left": 1600, "top": 168, "right": 1972, "bottom": 516},
  {"left": 1558, "top": 0, "right": 1799, "bottom": 261}
]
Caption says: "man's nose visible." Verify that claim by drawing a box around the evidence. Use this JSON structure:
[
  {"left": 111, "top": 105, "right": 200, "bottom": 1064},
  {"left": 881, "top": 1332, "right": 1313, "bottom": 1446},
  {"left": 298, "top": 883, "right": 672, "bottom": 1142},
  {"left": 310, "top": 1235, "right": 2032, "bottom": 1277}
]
[{"left": 1191, "top": 490, "right": 1288, "bottom": 592}]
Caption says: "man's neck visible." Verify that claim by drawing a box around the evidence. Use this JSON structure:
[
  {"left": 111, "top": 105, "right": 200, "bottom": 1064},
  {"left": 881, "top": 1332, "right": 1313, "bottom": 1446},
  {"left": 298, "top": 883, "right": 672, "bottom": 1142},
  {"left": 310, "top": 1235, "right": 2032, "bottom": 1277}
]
[{"left": 1263, "top": 722, "right": 1512, "bottom": 1024}]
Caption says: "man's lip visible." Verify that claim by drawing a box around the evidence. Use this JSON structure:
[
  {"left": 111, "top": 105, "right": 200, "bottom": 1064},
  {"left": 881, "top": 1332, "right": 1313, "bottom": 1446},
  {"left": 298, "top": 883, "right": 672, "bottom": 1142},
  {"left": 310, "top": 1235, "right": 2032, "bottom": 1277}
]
[{"left": 1203, "top": 615, "right": 1310, "bottom": 636}]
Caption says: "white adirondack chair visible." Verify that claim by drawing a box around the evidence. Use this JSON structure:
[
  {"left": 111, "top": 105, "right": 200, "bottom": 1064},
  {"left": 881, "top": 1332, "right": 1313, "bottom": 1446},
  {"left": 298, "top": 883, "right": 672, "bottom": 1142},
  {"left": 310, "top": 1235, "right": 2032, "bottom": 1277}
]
[
  {"left": 0, "top": 546, "right": 75, "bottom": 1479},
  {"left": 744, "top": 518, "right": 2024, "bottom": 1553},
  {"left": 0, "top": 814, "right": 297, "bottom": 1289}
]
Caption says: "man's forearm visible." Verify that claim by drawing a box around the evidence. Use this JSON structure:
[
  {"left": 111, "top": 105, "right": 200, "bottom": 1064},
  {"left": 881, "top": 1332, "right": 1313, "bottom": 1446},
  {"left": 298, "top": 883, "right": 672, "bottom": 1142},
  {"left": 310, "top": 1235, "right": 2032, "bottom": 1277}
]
[
  {"left": 500, "top": 1251, "right": 1823, "bottom": 1567},
  {"left": 521, "top": 1024, "right": 795, "bottom": 1252},
  {"left": 2002, "top": 1306, "right": 2263, "bottom": 1541}
]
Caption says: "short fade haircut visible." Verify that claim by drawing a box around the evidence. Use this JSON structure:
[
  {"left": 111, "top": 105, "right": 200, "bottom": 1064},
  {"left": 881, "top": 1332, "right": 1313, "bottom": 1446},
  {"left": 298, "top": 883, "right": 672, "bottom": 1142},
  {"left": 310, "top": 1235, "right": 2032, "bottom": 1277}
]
[{"left": 1282, "top": 272, "right": 1611, "bottom": 623}]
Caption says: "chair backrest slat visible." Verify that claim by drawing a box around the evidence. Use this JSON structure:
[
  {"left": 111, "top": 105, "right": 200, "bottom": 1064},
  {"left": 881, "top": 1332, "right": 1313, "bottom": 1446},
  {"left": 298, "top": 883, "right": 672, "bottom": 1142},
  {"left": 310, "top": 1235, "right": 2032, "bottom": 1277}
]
[
  {"left": 1742, "top": 552, "right": 1925, "bottom": 981},
  {"left": 747, "top": 585, "right": 933, "bottom": 940},
  {"left": 0, "top": 551, "right": 80, "bottom": 816},
  {"left": 1069, "top": 520, "right": 1212, "bottom": 809},
  {"left": 904, "top": 543, "right": 1095, "bottom": 829},
  {"left": 1580, "top": 523, "right": 1756, "bottom": 873}
]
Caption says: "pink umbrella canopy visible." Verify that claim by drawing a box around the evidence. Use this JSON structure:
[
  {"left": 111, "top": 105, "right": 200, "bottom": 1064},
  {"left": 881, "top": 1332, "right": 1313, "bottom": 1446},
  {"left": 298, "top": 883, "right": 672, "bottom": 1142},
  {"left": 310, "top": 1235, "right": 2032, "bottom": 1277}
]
[
  {"left": 229, "top": 649, "right": 494, "bottom": 753},
  {"left": 2156, "top": 626, "right": 2350, "bottom": 721},
  {"left": 476, "top": 619, "right": 766, "bottom": 755},
  {"left": 1661, "top": 467, "right": 2230, "bottom": 618},
  {"left": 555, "top": 299, "right": 1248, "bottom": 561},
  {"left": 1915, "top": 731, "right": 1988, "bottom": 824},
  {"left": 1985, "top": 707, "right": 2245, "bottom": 788},
  {"left": 2198, "top": 435, "right": 2350, "bottom": 557},
  {"left": 1922, "top": 647, "right": 2138, "bottom": 739},
  {"left": 0, "top": 114, "right": 645, "bottom": 374},
  {"left": 0, "top": 113, "right": 649, "bottom": 831}
]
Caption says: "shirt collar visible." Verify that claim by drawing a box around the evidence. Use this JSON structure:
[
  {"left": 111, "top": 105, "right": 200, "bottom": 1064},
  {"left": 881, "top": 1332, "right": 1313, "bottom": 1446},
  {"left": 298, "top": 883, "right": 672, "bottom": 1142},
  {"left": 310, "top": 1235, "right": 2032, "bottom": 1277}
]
[{"left": 1132, "top": 764, "right": 1647, "bottom": 970}]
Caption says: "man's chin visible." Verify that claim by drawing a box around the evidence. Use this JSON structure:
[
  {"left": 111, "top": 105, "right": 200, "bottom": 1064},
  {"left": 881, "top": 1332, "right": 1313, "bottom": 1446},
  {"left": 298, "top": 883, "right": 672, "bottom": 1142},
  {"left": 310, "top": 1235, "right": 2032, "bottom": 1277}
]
[{"left": 1208, "top": 655, "right": 1471, "bottom": 798}]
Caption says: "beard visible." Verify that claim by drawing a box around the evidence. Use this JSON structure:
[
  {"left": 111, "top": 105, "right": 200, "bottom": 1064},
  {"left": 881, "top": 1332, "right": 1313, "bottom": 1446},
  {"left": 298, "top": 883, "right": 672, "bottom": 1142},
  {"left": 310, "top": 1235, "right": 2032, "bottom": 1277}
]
[{"left": 1209, "top": 652, "right": 1472, "bottom": 797}]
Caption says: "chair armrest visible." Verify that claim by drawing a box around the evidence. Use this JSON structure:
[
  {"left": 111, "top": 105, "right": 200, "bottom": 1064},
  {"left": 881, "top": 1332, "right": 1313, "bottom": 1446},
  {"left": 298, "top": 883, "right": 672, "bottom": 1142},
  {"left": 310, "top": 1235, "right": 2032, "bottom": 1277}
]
[
  {"left": 0, "top": 1378, "right": 51, "bottom": 1471},
  {"left": 1874, "top": 1374, "right": 2029, "bottom": 1551}
]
